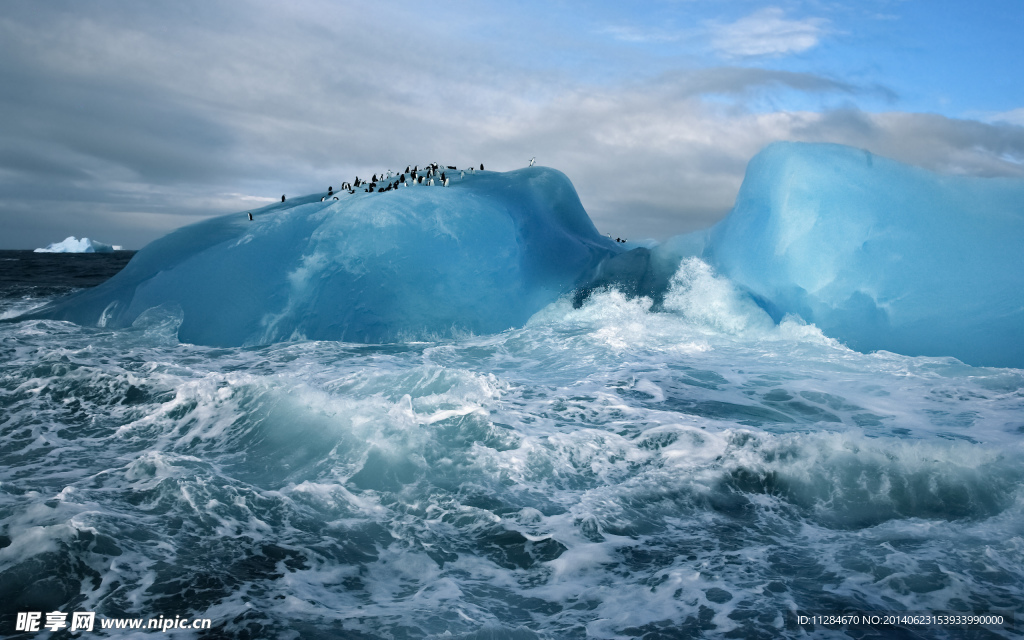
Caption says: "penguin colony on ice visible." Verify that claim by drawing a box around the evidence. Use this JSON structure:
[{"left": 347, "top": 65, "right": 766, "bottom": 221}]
[
  {"left": 262, "top": 159, "right": 624, "bottom": 241},
  {"left": 330, "top": 161, "right": 489, "bottom": 196}
]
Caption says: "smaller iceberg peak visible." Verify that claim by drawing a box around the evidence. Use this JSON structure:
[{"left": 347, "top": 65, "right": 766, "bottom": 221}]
[{"left": 34, "top": 236, "right": 116, "bottom": 253}]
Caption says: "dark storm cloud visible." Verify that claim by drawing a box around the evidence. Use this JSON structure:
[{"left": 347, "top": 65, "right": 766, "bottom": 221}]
[{"left": 1, "top": 0, "right": 1022, "bottom": 248}]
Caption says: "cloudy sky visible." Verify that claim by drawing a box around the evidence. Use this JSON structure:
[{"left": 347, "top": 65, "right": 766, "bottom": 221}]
[{"left": 1, "top": 0, "right": 1022, "bottom": 249}]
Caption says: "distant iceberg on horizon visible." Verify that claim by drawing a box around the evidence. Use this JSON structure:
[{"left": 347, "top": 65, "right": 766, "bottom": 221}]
[
  {"left": 34, "top": 236, "right": 118, "bottom": 253},
  {"left": 22, "top": 144, "right": 1024, "bottom": 367}
]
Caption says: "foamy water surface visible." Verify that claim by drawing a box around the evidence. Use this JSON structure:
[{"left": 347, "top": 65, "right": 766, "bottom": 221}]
[{"left": 1, "top": 257, "right": 1022, "bottom": 638}]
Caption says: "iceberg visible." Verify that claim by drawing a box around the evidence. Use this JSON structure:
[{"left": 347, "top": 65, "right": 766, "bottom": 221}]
[
  {"left": 704, "top": 142, "right": 1024, "bottom": 368},
  {"left": 575, "top": 142, "right": 1024, "bottom": 368},
  {"left": 25, "top": 168, "right": 619, "bottom": 346},
  {"left": 21, "top": 145, "right": 1024, "bottom": 367},
  {"left": 34, "top": 236, "right": 116, "bottom": 253}
]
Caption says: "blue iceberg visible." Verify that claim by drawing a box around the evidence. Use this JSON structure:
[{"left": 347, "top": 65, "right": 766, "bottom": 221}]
[
  {"left": 22, "top": 145, "right": 1024, "bottom": 368},
  {"left": 575, "top": 142, "right": 1024, "bottom": 368},
  {"left": 26, "top": 168, "right": 618, "bottom": 345},
  {"left": 702, "top": 142, "right": 1024, "bottom": 368},
  {"left": 34, "top": 236, "right": 116, "bottom": 253}
]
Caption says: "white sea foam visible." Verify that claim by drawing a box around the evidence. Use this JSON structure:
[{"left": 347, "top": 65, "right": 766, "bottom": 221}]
[{"left": 1, "top": 271, "right": 1022, "bottom": 638}]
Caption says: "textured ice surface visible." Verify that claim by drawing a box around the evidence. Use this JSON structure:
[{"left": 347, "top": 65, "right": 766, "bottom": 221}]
[
  {"left": 33, "top": 236, "right": 115, "bottom": 253},
  {"left": 27, "top": 168, "right": 618, "bottom": 346},
  {"left": 704, "top": 142, "right": 1024, "bottom": 368}
]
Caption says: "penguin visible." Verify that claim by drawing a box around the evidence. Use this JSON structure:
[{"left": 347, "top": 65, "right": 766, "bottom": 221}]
[
  {"left": 418, "top": 176, "right": 424, "bottom": 184},
  {"left": 529, "top": 157, "right": 535, "bottom": 167},
  {"left": 406, "top": 165, "right": 411, "bottom": 173},
  {"left": 328, "top": 185, "right": 334, "bottom": 195},
  {"left": 399, "top": 173, "right": 406, "bottom": 183},
  {"left": 387, "top": 170, "right": 392, "bottom": 179},
  {"left": 480, "top": 163, "right": 484, "bottom": 170},
  {"left": 247, "top": 212, "right": 253, "bottom": 221},
  {"left": 441, "top": 171, "right": 446, "bottom": 181},
  {"left": 469, "top": 167, "right": 475, "bottom": 174},
  {"left": 333, "top": 196, "right": 339, "bottom": 200},
  {"left": 321, "top": 196, "right": 325, "bottom": 202},
  {"left": 281, "top": 195, "right": 286, "bottom": 202},
  {"left": 447, "top": 165, "right": 456, "bottom": 170},
  {"left": 372, "top": 173, "right": 378, "bottom": 182},
  {"left": 443, "top": 177, "right": 449, "bottom": 187},
  {"left": 428, "top": 178, "right": 434, "bottom": 186}
]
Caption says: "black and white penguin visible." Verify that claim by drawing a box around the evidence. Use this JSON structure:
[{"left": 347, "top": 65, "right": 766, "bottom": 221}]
[
  {"left": 480, "top": 163, "right": 484, "bottom": 170},
  {"left": 321, "top": 196, "right": 326, "bottom": 202},
  {"left": 460, "top": 170, "right": 465, "bottom": 179},
  {"left": 333, "top": 196, "right": 339, "bottom": 200},
  {"left": 281, "top": 195, "right": 286, "bottom": 202},
  {"left": 399, "top": 173, "right": 406, "bottom": 183},
  {"left": 328, "top": 186, "right": 333, "bottom": 195},
  {"left": 447, "top": 165, "right": 456, "bottom": 170},
  {"left": 529, "top": 157, "right": 535, "bottom": 167},
  {"left": 441, "top": 171, "right": 446, "bottom": 181},
  {"left": 442, "top": 177, "right": 449, "bottom": 187},
  {"left": 247, "top": 212, "right": 253, "bottom": 221}
]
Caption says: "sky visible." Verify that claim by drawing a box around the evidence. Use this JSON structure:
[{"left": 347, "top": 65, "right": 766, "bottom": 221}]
[{"left": 1, "top": 0, "right": 1023, "bottom": 249}]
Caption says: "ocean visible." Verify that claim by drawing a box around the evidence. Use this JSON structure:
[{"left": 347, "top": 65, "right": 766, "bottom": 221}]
[{"left": 1, "top": 250, "right": 1022, "bottom": 638}]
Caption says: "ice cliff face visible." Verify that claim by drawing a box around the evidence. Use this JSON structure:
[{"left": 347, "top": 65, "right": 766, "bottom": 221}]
[{"left": 28, "top": 167, "right": 619, "bottom": 345}]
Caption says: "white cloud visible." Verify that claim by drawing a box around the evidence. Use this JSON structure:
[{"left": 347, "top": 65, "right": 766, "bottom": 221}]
[
  {"left": 986, "top": 108, "right": 1024, "bottom": 127},
  {"left": 710, "top": 8, "right": 828, "bottom": 58}
]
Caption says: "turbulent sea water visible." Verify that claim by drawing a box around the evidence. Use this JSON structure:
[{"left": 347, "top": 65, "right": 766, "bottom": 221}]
[{"left": 1, "top": 250, "right": 1023, "bottom": 639}]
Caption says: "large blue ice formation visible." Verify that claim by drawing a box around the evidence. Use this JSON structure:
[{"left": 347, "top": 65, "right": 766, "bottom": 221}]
[
  {"left": 705, "top": 142, "right": 1024, "bottom": 368},
  {"left": 22, "top": 145, "right": 1024, "bottom": 366},
  {"left": 577, "top": 142, "right": 1024, "bottom": 368},
  {"left": 26, "top": 168, "right": 618, "bottom": 345},
  {"left": 34, "top": 236, "right": 116, "bottom": 253}
]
